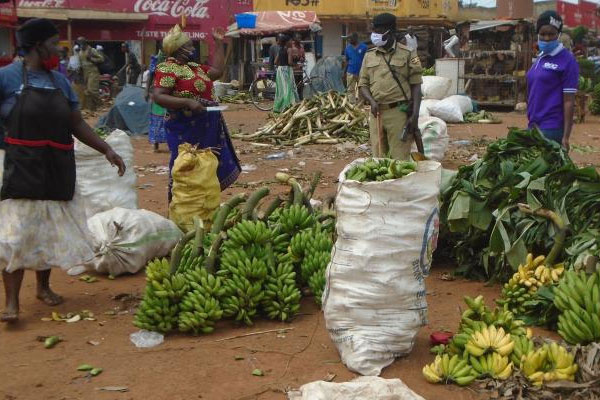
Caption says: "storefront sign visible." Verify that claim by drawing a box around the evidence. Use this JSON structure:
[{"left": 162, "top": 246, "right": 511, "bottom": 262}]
[{"left": 133, "top": 0, "right": 210, "bottom": 19}]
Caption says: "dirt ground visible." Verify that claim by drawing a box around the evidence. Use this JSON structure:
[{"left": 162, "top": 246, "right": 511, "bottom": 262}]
[{"left": 1, "top": 106, "right": 598, "bottom": 400}]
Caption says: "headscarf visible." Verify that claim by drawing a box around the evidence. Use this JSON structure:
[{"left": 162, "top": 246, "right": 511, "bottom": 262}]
[
  {"left": 16, "top": 18, "right": 59, "bottom": 49},
  {"left": 162, "top": 25, "right": 190, "bottom": 57},
  {"left": 537, "top": 11, "right": 563, "bottom": 33}
]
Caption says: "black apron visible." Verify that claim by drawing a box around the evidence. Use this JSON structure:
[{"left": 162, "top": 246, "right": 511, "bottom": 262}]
[{"left": 1, "top": 64, "right": 75, "bottom": 201}]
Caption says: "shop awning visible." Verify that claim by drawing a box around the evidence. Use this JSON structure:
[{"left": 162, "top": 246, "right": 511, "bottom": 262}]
[
  {"left": 17, "top": 8, "right": 148, "bottom": 22},
  {"left": 469, "top": 20, "right": 519, "bottom": 32},
  {"left": 227, "top": 11, "right": 321, "bottom": 37}
]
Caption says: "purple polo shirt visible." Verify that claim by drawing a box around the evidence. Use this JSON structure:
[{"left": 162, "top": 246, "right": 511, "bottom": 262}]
[{"left": 527, "top": 44, "right": 579, "bottom": 130}]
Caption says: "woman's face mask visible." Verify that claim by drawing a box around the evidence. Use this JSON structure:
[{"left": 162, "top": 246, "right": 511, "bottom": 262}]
[
  {"left": 371, "top": 30, "right": 389, "bottom": 47},
  {"left": 538, "top": 34, "right": 560, "bottom": 54}
]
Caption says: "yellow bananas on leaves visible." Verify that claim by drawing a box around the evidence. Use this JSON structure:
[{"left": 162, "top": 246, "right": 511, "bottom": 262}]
[
  {"left": 521, "top": 342, "right": 578, "bottom": 386},
  {"left": 422, "top": 354, "right": 477, "bottom": 386}
]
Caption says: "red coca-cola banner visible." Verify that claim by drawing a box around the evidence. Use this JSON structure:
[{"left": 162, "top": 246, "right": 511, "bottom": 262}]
[{"left": 1, "top": 0, "right": 253, "bottom": 40}]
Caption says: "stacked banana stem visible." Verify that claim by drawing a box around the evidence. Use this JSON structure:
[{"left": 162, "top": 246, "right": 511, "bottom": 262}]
[
  {"left": 423, "top": 295, "right": 578, "bottom": 387},
  {"left": 233, "top": 91, "right": 369, "bottom": 145},
  {"left": 134, "top": 172, "right": 336, "bottom": 333}
]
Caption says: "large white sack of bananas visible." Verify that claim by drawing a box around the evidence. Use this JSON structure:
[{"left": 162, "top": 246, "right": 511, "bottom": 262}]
[
  {"left": 75, "top": 129, "right": 137, "bottom": 219},
  {"left": 323, "top": 159, "right": 442, "bottom": 376},
  {"left": 169, "top": 144, "right": 221, "bottom": 233},
  {"left": 68, "top": 207, "right": 183, "bottom": 277},
  {"left": 411, "top": 117, "right": 449, "bottom": 162}
]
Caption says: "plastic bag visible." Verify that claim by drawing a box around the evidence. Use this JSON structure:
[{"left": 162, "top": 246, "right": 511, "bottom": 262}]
[
  {"left": 75, "top": 129, "right": 137, "bottom": 219},
  {"left": 419, "top": 99, "right": 440, "bottom": 118},
  {"left": 429, "top": 95, "right": 473, "bottom": 123},
  {"left": 287, "top": 376, "right": 425, "bottom": 400},
  {"left": 421, "top": 76, "right": 452, "bottom": 100},
  {"left": 323, "top": 159, "right": 442, "bottom": 376},
  {"left": 72, "top": 207, "right": 182, "bottom": 277},
  {"left": 412, "top": 116, "right": 449, "bottom": 161},
  {"left": 169, "top": 144, "right": 220, "bottom": 232}
]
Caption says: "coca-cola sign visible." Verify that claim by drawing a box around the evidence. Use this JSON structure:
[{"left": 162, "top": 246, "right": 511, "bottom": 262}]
[{"left": 133, "top": 0, "right": 210, "bottom": 19}]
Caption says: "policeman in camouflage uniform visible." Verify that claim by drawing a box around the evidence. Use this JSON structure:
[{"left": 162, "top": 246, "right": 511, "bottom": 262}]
[{"left": 359, "top": 13, "right": 423, "bottom": 160}]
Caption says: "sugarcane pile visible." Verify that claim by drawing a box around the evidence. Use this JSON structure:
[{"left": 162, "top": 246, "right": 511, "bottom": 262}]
[
  {"left": 233, "top": 91, "right": 369, "bottom": 146},
  {"left": 423, "top": 295, "right": 579, "bottom": 388},
  {"left": 134, "top": 173, "right": 336, "bottom": 334}
]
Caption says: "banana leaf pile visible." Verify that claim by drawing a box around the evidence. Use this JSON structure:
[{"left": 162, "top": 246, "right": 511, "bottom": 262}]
[{"left": 440, "top": 128, "right": 600, "bottom": 281}]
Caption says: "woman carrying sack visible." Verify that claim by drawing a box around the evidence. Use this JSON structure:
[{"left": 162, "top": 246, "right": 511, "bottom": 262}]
[
  {"left": 152, "top": 25, "right": 240, "bottom": 201},
  {"left": 0, "top": 19, "right": 126, "bottom": 323}
]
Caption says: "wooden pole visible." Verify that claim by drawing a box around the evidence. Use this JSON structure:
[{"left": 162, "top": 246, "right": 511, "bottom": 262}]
[{"left": 67, "top": 19, "right": 72, "bottom": 48}]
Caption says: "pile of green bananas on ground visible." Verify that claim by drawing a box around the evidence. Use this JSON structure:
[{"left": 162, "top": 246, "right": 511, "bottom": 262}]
[
  {"left": 345, "top": 158, "right": 417, "bottom": 182},
  {"left": 133, "top": 258, "right": 181, "bottom": 333},
  {"left": 134, "top": 176, "right": 336, "bottom": 333},
  {"left": 554, "top": 270, "right": 600, "bottom": 344}
]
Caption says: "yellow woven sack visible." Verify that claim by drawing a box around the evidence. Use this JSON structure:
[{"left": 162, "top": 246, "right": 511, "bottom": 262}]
[{"left": 169, "top": 144, "right": 220, "bottom": 232}]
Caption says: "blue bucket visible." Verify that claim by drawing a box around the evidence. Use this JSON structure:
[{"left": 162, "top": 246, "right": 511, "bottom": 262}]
[{"left": 235, "top": 13, "right": 257, "bottom": 29}]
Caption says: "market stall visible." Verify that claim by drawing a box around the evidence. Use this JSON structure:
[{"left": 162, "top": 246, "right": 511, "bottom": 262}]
[
  {"left": 453, "top": 20, "right": 535, "bottom": 108},
  {"left": 225, "top": 11, "right": 322, "bottom": 88}
]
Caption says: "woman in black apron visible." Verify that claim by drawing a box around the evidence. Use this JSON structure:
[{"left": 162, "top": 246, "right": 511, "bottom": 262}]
[{"left": 0, "top": 19, "right": 126, "bottom": 323}]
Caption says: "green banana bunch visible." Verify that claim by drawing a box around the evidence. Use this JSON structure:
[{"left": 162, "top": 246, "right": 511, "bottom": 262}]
[
  {"left": 554, "top": 270, "right": 600, "bottom": 344},
  {"left": 134, "top": 286, "right": 179, "bottom": 333},
  {"left": 178, "top": 286, "right": 223, "bottom": 335},
  {"left": 150, "top": 273, "right": 189, "bottom": 301},
  {"left": 461, "top": 296, "right": 527, "bottom": 337},
  {"left": 278, "top": 205, "right": 316, "bottom": 235},
  {"left": 510, "top": 334, "right": 534, "bottom": 368},
  {"left": 221, "top": 274, "right": 263, "bottom": 325},
  {"left": 422, "top": 354, "right": 477, "bottom": 386},
  {"left": 522, "top": 342, "right": 578, "bottom": 386},
  {"left": 469, "top": 353, "right": 513, "bottom": 380},
  {"left": 346, "top": 158, "right": 417, "bottom": 182},
  {"left": 262, "top": 262, "right": 301, "bottom": 322},
  {"left": 176, "top": 240, "right": 205, "bottom": 273},
  {"left": 225, "top": 220, "right": 272, "bottom": 247},
  {"left": 186, "top": 267, "right": 227, "bottom": 298},
  {"left": 308, "top": 269, "right": 327, "bottom": 305},
  {"left": 146, "top": 258, "right": 171, "bottom": 283}
]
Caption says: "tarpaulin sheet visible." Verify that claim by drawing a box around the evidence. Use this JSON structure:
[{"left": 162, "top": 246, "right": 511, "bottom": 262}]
[
  {"left": 227, "top": 11, "right": 321, "bottom": 37},
  {"left": 97, "top": 86, "right": 149, "bottom": 135}
]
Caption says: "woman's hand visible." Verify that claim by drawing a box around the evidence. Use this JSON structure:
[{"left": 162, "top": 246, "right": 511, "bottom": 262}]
[
  {"left": 186, "top": 98, "right": 206, "bottom": 114},
  {"left": 105, "top": 149, "right": 126, "bottom": 176},
  {"left": 562, "top": 136, "right": 570, "bottom": 153},
  {"left": 212, "top": 27, "right": 226, "bottom": 42}
]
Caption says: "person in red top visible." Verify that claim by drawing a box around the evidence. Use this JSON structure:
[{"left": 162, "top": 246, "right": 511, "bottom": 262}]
[{"left": 152, "top": 25, "right": 240, "bottom": 201}]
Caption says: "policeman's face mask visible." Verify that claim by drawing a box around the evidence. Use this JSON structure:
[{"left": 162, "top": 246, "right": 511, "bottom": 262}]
[{"left": 371, "top": 30, "right": 389, "bottom": 47}]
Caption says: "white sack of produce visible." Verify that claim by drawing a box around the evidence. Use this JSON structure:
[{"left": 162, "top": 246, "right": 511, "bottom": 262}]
[
  {"left": 429, "top": 95, "right": 473, "bottom": 123},
  {"left": 419, "top": 99, "right": 440, "bottom": 118},
  {"left": 75, "top": 129, "right": 137, "bottom": 219},
  {"left": 323, "top": 160, "right": 442, "bottom": 376},
  {"left": 72, "top": 207, "right": 183, "bottom": 277},
  {"left": 411, "top": 116, "right": 449, "bottom": 162},
  {"left": 287, "top": 376, "right": 425, "bottom": 400},
  {"left": 421, "top": 76, "right": 452, "bottom": 100}
]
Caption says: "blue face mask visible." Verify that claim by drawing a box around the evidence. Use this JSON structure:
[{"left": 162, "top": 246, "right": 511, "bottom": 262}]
[{"left": 538, "top": 38, "right": 559, "bottom": 54}]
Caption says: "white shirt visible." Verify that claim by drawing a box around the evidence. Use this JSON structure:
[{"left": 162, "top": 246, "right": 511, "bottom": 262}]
[
  {"left": 405, "top": 34, "right": 418, "bottom": 51},
  {"left": 141, "top": 70, "right": 150, "bottom": 87},
  {"left": 68, "top": 54, "right": 80, "bottom": 71}
]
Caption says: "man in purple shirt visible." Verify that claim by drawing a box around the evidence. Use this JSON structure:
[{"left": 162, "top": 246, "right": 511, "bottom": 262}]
[{"left": 527, "top": 11, "right": 578, "bottom": 151}]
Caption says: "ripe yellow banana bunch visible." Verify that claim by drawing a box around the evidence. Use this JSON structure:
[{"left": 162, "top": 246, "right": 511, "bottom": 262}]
[
  {"left": 533, "top": 263, "right": 565, "bottom": 286},
  {"left": 522, "top": 342, "right": 578, "bottom": 386},
  {"left": 422, "top": 354, "right": 477, "bottom": 386},
  {"left": 470, "top": 353, "right": 513, "bottom": 380},
  {"left": 465, "top": 325, "right": 514, "bottom": 357}
]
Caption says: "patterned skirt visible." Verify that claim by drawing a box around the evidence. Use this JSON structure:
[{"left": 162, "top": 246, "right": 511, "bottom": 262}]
[{"left": 148, "top": 112, "right": 167, "bottom": 144}]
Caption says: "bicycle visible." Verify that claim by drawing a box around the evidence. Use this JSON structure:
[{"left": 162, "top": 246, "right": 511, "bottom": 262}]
[{"left": 250, "top": 69, "right": 276, "bottom": 111}]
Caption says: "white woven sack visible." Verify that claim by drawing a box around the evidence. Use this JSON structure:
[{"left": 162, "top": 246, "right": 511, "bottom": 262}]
[
  {"left": 323, "top": 159, "right": 442, "bottom": 376},
  {"left": 75, "top": 129, "right": 137, "bottom": 219},
  {"left": 412, "top": 116, "right": 449, "bottom": 162},
  {"left": 421, "top": 76, "right": 452, "bottom": 100}
]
